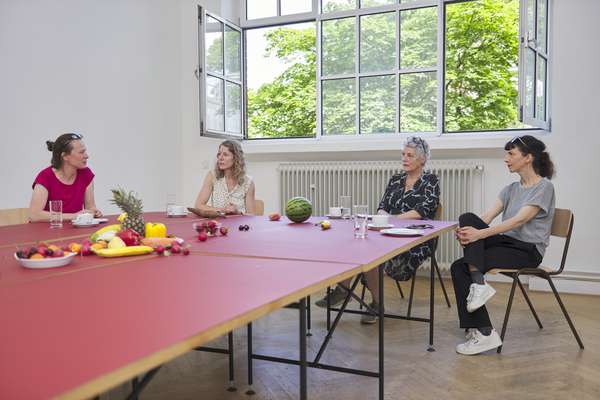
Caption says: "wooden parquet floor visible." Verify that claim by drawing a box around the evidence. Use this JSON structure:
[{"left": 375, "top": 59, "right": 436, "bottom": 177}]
[{"left": 103, "top": 276, "right": 600, "bottom": 400}]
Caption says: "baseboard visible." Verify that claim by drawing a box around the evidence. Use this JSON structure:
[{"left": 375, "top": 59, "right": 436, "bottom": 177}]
[
  {"left": 419, "top": 264, "right": 600, "bottom": 296},
  {"left": 529, "top": 271, "right": 600, "bottom": 296}
]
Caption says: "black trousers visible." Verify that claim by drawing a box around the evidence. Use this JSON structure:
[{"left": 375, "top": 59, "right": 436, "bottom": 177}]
[{"left": 451, "top": 213, "right": 542, "bottom": 329}]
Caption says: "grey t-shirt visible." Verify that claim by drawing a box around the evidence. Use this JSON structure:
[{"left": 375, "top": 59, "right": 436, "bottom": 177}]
[{"left": 498, "top": 178, "right": 555, "bottom": 257}]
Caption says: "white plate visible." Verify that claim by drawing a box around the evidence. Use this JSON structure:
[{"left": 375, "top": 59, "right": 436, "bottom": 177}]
[
  {"left": 96, "top": 218, "right": 109, "bottom": 223},
  {"left": 167, "top": 212, "right": 189, "bottom": 218},
  {"left": 15, "top": 252, "right": 76, "bottom": 269},
  {"left": 72, "top": 220, "right": 101, "bottom": 227},
  {"left": 368, "top": 223, "right": 394, "bottom": 230},
  {"left": 324, "top": 214, "right": 343, "bottom": 219},
  {"left": 380, "top": 228, "right": 425, "bottom": 237}
]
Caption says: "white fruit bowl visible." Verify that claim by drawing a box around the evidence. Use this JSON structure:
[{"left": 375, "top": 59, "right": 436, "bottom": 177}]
[{"left": 14, "top": 252, "right": 77, "bottom": 269}]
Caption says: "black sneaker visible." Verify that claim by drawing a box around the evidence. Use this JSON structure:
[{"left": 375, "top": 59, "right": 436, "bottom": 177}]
[
  {"left": 315, "top": 287, "right": 348, "bottom": 308},
  {"left": 360, "top": 302, "right": 383, "bottom": 325}
]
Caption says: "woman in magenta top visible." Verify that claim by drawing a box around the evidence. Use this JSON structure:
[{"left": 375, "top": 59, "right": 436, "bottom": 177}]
[{"left": 29, "top": 133, "right": 102, "bottom": 222}]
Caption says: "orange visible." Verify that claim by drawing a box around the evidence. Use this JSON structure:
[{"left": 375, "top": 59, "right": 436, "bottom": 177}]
[
  {"left": 30, "top": 253, "right": 45, "bottom": 260},
  {"left": 48, "top": 244, "right": 60, "bottom": 252},
  {"left": 69, "top": 243, "right": 82, "bottom": 254}
]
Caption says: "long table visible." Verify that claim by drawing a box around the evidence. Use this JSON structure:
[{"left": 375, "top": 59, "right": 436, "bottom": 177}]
[{"left": 0, "top": 214, "right": 456, "bottom": 399}]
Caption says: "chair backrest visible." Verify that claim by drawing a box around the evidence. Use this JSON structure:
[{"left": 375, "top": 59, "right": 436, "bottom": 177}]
[
  {"left": 254, "top": 199, "right": 265, "bottom": 216},
  {"left": 0, "top": 208, "right": 29, "bottom": 226},
  {"left": 552, "top": 208, "right": 574, "bottom": 275},
  {"left": 434, "top": 203, "right": 443, "bottom": 221}
]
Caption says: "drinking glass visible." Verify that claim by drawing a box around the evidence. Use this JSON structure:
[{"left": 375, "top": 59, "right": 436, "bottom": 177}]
[
  {"left": 353, "top": 205, "right": 368, "bottom": 239},
  {"left": 166, "top": 193, "right": 176, "bottom": 215},
  {"left": 340, "top": 195, "right": 352, "bottom": 219},
  {"left": 49, "top": 200, "right": 63, "bottom": 229}
]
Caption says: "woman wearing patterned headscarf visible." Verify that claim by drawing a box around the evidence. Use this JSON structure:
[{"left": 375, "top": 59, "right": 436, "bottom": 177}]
[{"left": 316, "top": 137, "right": 440, "bottom": 324}]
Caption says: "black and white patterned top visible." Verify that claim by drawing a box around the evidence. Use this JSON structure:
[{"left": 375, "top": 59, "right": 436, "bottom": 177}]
[{"left": 378, "top": 171, "right": 440, "bottom": 219}]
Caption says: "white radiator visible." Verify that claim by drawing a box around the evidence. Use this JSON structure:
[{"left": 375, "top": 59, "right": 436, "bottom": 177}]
[{"left": 278, "top": 161, "right": 484, "bottom": 268}]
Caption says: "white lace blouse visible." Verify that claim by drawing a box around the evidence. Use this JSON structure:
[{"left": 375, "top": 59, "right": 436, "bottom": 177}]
[{"left": 210, "top": 172, "right": 252, "bottom": 214}]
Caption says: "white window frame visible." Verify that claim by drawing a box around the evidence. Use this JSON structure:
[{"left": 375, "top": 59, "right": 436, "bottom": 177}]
[
  {"left": 236, "top": 0, "right": 551, "bottom": 141},
  {"left": 198, "top": 7, "right": 245, "bottom": 138},
  {"left": 518, "top": 0, "right": 551, "bottom": 130}
]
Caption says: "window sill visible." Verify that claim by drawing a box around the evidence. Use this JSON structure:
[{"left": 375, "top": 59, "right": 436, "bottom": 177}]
[{"left": 243, "top": 130, "right": 547, "bottom": 161}]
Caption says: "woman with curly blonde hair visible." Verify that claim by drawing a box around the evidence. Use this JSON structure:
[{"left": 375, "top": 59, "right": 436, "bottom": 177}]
[{"left": 194, "top": 140, "right": 256, "bottom": 215}]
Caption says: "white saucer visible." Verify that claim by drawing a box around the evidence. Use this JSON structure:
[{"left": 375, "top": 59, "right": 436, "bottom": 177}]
[
  {"left": 380, "top": 228, "right": 425, "bottom": 237},
  {"left": 324, "top": 214, "right": 343, "bottom": 219},
  {"left": 72, "top": 220, "right": 101, "bottom": 227},
  {"left": 368, "top": 223, "right": 394, "bottom": 230},
  {"left": 167, "top": 212, "right": 188, "bottom": 218}
]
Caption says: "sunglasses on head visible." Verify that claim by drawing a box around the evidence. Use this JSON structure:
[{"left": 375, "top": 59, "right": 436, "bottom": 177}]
[
  {"left": 67, "top": 133, "right": 83, "bottom": 140},
  {"left": 510, "top": 136, "right": 528, "bottom": 150}
]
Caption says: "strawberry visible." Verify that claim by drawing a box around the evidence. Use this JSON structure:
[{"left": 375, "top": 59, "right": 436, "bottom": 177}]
[
  {"left": 198, "top": 232, "right": 208, "bottom": 242},
  {"left": 182, "top": 247, "right": 190, "bottom": 256},
  {"left": 155, "top": 245, "right": 165, "bottom": 255}
]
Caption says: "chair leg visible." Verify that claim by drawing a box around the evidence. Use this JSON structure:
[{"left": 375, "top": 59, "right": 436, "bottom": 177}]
[
  {"left": 516, "top": 278, "right": 543, "bottom": 329},
  {"left": 497, "top": 277, "right": 519, "bottom": 354},
  {"left": 547, "top": 277, "right": 584, "bottom": 349},
  {"left": 306, "top": 295, "right": 312, "bottom": 336},
  {"left": 395, "top": 279, "right": 405, "bottom": 299},
  {"left": 359, "top": 280, "right": 366, "bottom": 310},
  {"left": 407, "top": 273, "right": 417, "bottom": 318},
  {"left": 433, "top": 259, "right": 451, "bottom": 308}
]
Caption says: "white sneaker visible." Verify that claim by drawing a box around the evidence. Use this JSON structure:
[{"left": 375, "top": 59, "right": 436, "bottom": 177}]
[
  {"left": 456, "top": 329, "right": 502, "bottom": 355},
  {"left": 466, "top": 283, "right": 496, "bottom": 312},
  {"left": 465, "top": 328, "right": 476, "bottom": 340}
]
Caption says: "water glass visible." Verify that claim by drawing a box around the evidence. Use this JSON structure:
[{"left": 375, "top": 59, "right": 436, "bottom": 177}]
[
  {"left": 49, "top": 200, "right": 63, "bottom": 229},
  {"left": 166, "top": 193, "right": 176, "bottom": 215},
  {"left": 353, "top": 205, "right": 368, "bottom": 239},
  {"left": 340, "top": 195, "right": 352, "bottom": 219}
]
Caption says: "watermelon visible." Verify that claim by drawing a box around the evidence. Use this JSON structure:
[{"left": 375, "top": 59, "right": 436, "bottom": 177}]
[{"left": 285, "top": 197, "right": 312, "bottom": 223}]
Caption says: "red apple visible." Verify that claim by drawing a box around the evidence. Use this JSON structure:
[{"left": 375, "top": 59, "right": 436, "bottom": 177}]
[
  {"left": 155, "top": 245, "right": 165, "bottom": 255},
  {"left": 117, "top": 229, "right": 141, "bottom": 246},
  {"left": 182, "top": 247, "right": 190, "bottom": 256},
  {"left": 268, "top": 212, "right": 281, "bottom": 221}
]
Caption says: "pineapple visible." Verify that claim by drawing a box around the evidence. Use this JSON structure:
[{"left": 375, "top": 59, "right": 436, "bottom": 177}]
[{"left": 110, "top": 188, "right": 145, "bottom": 237}]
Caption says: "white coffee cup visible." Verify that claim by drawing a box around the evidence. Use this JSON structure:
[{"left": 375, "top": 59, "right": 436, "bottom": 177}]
[
  {"left": 329, "top": 207, "right": 342, "bottom": 217},
  {"left": 170, "top": 205, "right": 186, "bottom": 215},
  {"left": 371, "top": 214, "right": 390, "bottom": 227},
  {"left": 75, "top": 212, "right": 94, "bottom": 224}
]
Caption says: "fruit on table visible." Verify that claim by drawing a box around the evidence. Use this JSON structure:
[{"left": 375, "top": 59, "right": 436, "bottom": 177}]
[
  {"left": 285, "top": 197, "right": 312, "bottom": 223},
  {"left": 94, "top": 246, "right": 154, "bottom": 258},
  {"left": 155, "top": 245, "right": 165, "bottom": 255},
  {"left": 116, "top": 229, "right": 141, "bottom": 246},
  {"left": 317, "top": 220, "right": 331, "bottom": 230},
  {"left": 220, "top": 226, "right": 229, "bottom": 236},
  {"left": 268, "top": 212, "right": 281, "bottom": 221},
  {"left": 182, "top": 247, "right": 190, "bottom": 256},
  {"left": 80, "top": 243, "right": 93, "bottom": 256},
  {"left": 111, "top": 188, "right": 145, "bottom": 237},
  {"left": 69, "top": 242, "right": 82, "bottom": 254},
  {"left": 141, "top": 237, "right": 178, "bottom": 247},
  {"left": 90, "top": 224, "right": 121, "bottom": 242},
  {"left": 108, "top": 236, "right": 127, "bottom": 249},
  {"left": 90, "top": 242, "right": 106, "bottom": 252},
  {"left": 198, "top": 232, "right": 208, "bottom": 242},
  {"left": 145, "top": 222, "right": 167, "bottom": 238}
]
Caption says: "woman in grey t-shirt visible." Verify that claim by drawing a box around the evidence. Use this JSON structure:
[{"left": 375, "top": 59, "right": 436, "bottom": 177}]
[{"left": 451, "top": 135, "right": 556, "bottom": 355}]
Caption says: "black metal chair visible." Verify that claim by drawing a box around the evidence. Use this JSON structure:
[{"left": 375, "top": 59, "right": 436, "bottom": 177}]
[
  {"left": 359, "top": 204, "right": 451, "bottom": 316},
  {"left": 488, "top": 208, "right": 584, "bottom": 353}
]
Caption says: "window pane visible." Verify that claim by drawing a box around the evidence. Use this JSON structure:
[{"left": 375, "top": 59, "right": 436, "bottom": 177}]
[
  {"left": 247, "top": 0, "right": 277, "bottom": 20},
  {"left": 225, "top": 82, "right": 242, "bottom": 134},
  {"left": 524, "top": 48, "right": 535, "bottom": 119},
  {"left": 224, "top": 26, "right": 241, "bottom": 80},
  {"left": 400, "top": 7, "right": 437, "bottom": 69},
  {"left": 206, "top": 16, "right": 223, "bottom": 75},
  {"left": 360, "top": 13, "right": 396, "bottom": 73},
  {"left": 400, "top": 72, "right": 436, "bottom": 132},
  {"left": 206, "top": 76, "right": 224, "bottom": 131},
  {"left": 445, "top": 0, "right": 521, "bottom": 132},
  {"left": 360, "top": 75, "right": 395, "bottom": 134},
  {"left": 535, "top": 55, "right": 546, "bottom": 121},
  {"left": 361, "top": 0, "right": 395, "bottom": 8},
  {"left": 322, "top": 17, "right": 356, "bottom": 76},
  {"left": 247, "top": 23, "right": 316, "bottom": 138},
  {"left": 526, "top": 0, "right": 535, "bottom": 44},
  {"left": 322, "top": 79, "right": 356, "bottom": 135},
  {"left": 537, "top": 0, "right": 547, "bottom": 53},
  {"left": 282, "top": 0, "right": 312, "bottom": 15},
  {"left": 322, "top": 0, "right": 356, "bottom": 13}
]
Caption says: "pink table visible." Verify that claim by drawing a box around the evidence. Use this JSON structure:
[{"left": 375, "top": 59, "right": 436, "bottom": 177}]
[{"left": 0, "top": 254, "right": 361, "bottom": 399}]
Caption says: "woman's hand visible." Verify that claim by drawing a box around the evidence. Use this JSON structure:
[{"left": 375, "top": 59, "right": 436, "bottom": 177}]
[
  {"left": 90, "top": 208, "right": 103, "bottom": 218},
  {"left": 456, "top": 226, "right": 484, "bottom": 245},
  {"left": 223, "top": 203, "right": 238, "bottom": 215}
]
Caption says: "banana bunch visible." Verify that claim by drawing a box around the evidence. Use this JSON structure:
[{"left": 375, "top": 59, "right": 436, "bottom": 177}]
[
  {"left": 93, "top": 245, "right": 154, "bottom": 258},
  {"left": 90, "top": 224, "right": 121, "bottom": 243}
]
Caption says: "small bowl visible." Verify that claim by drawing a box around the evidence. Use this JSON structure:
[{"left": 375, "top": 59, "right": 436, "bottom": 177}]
[{"left": 15, "top": 252, "right": 77, "bottom": 269}]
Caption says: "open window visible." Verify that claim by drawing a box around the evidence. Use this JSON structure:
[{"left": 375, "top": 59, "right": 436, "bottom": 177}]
[
  {"left": 519, "top": 0, "right": 550, "bottom": 130},
  {"left": 198, "top": 7, "right": 244, "bottom": 138}
]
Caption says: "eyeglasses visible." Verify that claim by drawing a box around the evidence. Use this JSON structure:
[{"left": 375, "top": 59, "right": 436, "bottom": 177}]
[{"left": 510, "top": 136, "right": 528, "bottom": 150}]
